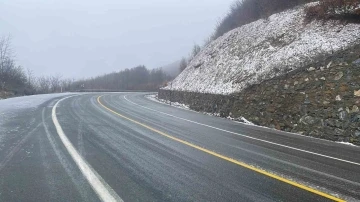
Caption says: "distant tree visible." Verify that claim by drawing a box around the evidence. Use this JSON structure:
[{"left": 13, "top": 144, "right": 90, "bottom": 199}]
[
  {"left": 305, "top": 0, "right": 360, "bottom": 22},
  {"left": 67, "top": 65, "right": 171, "bottom": 92},
  {"left": 36, "top": 76, "right": 51, "bottom": 94},
  {"left": 179, "top": 57, "right": 188, "bottom": 72},
  {"left": 24, "top": 68, "right": 36, "bottom": 94},
  {"left": 50, "top": 74, "right": 62, "bottom": 93},
  {"left": 0, "top": 36, "right": 28, "bottom": 95},
  {"left": 211, "top": 0, "right": 315, "bottom": 40},
  {"left": 189, "top": 44, "right": 201, "bottom": 62},
  {"left": 203, "top": 36, "right": 213, "bottom": 48}
]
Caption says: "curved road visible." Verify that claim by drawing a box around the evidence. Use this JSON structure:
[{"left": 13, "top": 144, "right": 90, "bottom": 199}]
[{"left": 0, "top": 93, "right": 360, "bottom": 201}]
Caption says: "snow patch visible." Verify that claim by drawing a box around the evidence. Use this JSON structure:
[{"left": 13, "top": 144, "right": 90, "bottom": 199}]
[
  {"left": 0, "top": 93, "right": 74, "bottom": 113},
  {"left": 145, "top": 94, "right": 190, "bottom": 110},
  {"left": 336, "top": 141, "right": 357, "bottom": 146},
  {"left": 0, "top": 93, "right": 74, "bottom": 143},
  {"left": 145, "top": 94, "right": 254, "bottom": 125}
]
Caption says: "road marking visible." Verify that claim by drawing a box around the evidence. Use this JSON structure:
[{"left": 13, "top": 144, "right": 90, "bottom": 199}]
[
  {"left": 52, "top": 96, "right": 123, "bottom": 202},
  {"left": 124, "top": 95, "right": 360, "bottom": 166},
  {"left": 98, "top": 95, "right": 345, "bottom": 202}
]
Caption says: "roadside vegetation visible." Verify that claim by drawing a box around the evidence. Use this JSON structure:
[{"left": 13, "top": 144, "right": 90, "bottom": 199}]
[
  {"left": 0, "top": 36, "right": 34, "bottom": 97},
  {"left": 305, "top": 0, "right": 360, "bottom": 22}
]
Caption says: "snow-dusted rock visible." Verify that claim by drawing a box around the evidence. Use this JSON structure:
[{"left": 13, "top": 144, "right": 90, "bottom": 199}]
[{"left": 163, "top": 3, "right": 360, "bottom": 95}]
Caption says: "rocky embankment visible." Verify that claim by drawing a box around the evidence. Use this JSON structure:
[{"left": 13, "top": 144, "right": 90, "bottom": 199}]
[
  {"left": 159, "top": 54, "right": 360, "bottom": 145},
  {"left": 159, "top": 2, "right": 360, "bottom": 144}
]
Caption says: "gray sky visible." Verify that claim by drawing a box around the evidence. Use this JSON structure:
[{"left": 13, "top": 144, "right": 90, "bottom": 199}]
[{"left": 0, "top": 0, "right": 232, "bottom": 78}]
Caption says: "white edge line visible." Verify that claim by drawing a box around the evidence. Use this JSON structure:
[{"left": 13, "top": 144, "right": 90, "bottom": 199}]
[
  {"left": 123, "top": 95, "right": 360, "bottom": 166},
  {"left": 52, "top": 95, "right": 123, "bottom": 202}
]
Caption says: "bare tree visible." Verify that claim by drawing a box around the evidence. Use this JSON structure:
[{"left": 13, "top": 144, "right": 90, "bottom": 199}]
[
  {"left": 0, "top": 36, "right": 12, "bottom": 90},
  {"left": 0, "top": 36, "right": 12, "bottom": 70},
  {"left": 50, "top": 74, "right": 62, "bottom": 93},
  {"left": 36, "top": 76, "right": 51, "bottom": 94},
  {"left": 189, "top": 44, "right": 201, "bottom": 62},
  {"left": 179, "top": 57, "right": 188, "bottom": 72},
  {"left": 0, "top": 36, "right": 28, "bottom": 94}
]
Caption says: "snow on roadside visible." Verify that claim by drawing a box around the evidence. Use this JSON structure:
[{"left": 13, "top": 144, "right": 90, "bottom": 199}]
[
  {"left": 0, "top": 93, "right": 74, "bottom": 143},
  {"left": 145, "top": 94, "right": 190, "bottom": 110},
  {"left": 163, "top": 2, "right": 360, "bottom": 95},
  {"left": 145, "top": 94, "right": 255, "bottom": 125},
  {"left": 0, "top": 93, "right": 73, "bottom": 113},
  {"left": 336, "top": 141, "right": 357, "bottom": 146}
]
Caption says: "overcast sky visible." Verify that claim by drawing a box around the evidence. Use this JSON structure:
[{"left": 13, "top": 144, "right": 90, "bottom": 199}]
[{"left": 0, "top": 0, "right": 232, "bottom": 78}]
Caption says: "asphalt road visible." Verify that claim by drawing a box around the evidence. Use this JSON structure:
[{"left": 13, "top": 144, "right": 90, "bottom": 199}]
[{"left": 0, "top": 92, "right": 360, "bottom": 202}]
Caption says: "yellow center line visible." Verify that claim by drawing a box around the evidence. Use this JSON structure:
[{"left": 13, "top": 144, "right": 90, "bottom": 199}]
[{"left": 97, "top": 95, "right": 345, "bottom": 202}]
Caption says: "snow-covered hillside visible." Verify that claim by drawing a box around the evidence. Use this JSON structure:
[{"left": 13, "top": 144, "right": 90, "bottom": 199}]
[{"left": 163, "top": 3, "right": 360, "bottom": 94}]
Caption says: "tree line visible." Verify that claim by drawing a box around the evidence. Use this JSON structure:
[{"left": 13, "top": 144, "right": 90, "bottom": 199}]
[
  {"left": 71, "top": 65, "right": 171, "bottom": 92},
  {"left": 0, "top": 36, "right": 172, "bottom": 98}
]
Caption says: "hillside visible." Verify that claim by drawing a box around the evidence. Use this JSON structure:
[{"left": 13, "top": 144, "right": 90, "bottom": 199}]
[{"left": 163, "top": 3, "right": 360, "bottom": 94}]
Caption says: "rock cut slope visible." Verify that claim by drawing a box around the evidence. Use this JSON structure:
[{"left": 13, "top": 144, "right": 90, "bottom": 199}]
[{"left": 163, "top": 3, "right": 360, "bottom": 94}]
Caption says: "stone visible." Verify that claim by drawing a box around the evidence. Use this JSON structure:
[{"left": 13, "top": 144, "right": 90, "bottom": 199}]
[
  {"left": 309, "top": 130, "right": 319, "bottom": 136},
  {"left": 267, "top": 106, "right": 276, "bottom": 113},
  {"left": 327, "top": 61, "right": 332, "bottom": 68},
  {"left": 301, "top": 116, "right": 316, "bottom": 125},
  {"left": 339, "top": 84, "right": 348, "bottom": 92},
  {"left": 334, "top": 128, "right": 345, "bottom": 136},
  {"left": 308, "top": 67, "right": 315, "bottom": 71},
  {"left": 335, "top": 95, "right": 341, "bottom": 101},
  {"left": 352, "top": 58, "right": 360, "bottom": 67},
  {"left": 334, "top": 71, "right": 343, "bottom": 80},
  {"left": 193, "top": 61, "right": 203, "bottom": 68},
  {"left": 338, "top": 107, "right": 344, "bottom": 112},
  {"left": 284, "top": 84, "right": 289, "bottom": 89},
  {"left": 320, "top": 77, "right": 326, "bottom": 80},
  {"left": 335, "top": 120, "right": 342, "bottom": 128},
  {"left": 351, "top": 115, "right": 360, "bottom": 122},
  {"left": 305, "top": 78, "right": 309, "bottom": 82},
  {"left": 324, "top": 119, "right": 335, "bottom": 127},
  {"left": 354, "top": 90, "right": 360, "bottom": 97},
  {"left": 320, "top": 66, "right": 325, "bottom": 71},
  {"left": 323, "top": 101, "right": 330, "bottom": 105},
  {"left": 294, "top": 81, "right": 299, "bottom": 85},
  {"left": 354, "top": 131, "right": 360, "bottom": 137},
  {"left": 350, "top": 105, "right": 359, "bottom": 113},
  {"left": 339, "top": 111, "right": 347, "bottom": 120}
]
